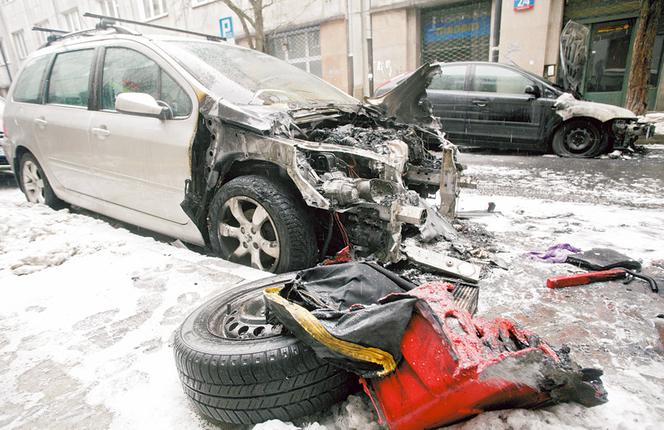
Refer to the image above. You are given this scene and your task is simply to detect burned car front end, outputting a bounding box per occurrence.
[159,39,458,269]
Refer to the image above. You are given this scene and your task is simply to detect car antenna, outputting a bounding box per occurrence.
[83,12,226,42]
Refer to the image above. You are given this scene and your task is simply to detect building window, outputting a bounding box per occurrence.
[63,8,83,32]
[99,0,120,18]
[267,27,321,77]
[12,30,28,59]
[140,0,168,20]
[34,20,50,45]
[192,0,214,6]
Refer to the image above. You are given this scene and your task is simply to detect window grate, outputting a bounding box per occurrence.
[267,26,321,77]
[421,0,491,64]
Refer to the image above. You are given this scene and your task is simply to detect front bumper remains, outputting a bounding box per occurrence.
[366,283,608,430]
[612,120,655,148]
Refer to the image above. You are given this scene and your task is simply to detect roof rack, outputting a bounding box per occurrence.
[83,12,226,42]
[32,26,69,44]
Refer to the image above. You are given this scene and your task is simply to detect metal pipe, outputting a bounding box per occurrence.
[491,0,502,62]
[346,0,354,95]
[0,42,11,84]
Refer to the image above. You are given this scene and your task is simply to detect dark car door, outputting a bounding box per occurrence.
[465,64,548,149]
[426,64,472,145]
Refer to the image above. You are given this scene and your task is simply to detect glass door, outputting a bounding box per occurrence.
[584,19,635,106]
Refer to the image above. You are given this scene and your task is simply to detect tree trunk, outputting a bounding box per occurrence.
[253,7,265,52]
[625,0,663,115]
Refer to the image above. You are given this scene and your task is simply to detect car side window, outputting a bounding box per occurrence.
[429,65,467,91]
[47,49,95,107]
[12,55,50,103]
[472,65,534,94]
[102,47,192,117]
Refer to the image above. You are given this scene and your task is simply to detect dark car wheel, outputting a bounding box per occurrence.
[18,152,66,209]
[552,119,603,158]
[208,175,317,273]
[173,274,359,425]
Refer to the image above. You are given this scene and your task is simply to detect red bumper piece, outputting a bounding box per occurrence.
[368,282,607,430]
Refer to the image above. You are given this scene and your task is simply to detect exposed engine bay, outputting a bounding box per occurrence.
[181,64,462,268]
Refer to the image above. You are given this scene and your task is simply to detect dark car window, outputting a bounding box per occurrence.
[12,55,50,104]
[101,47,192,117]
[430,65,467,91]
[47,49,95,107]
[472,65,534,94]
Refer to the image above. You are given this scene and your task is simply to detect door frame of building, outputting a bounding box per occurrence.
[577,12,664,108]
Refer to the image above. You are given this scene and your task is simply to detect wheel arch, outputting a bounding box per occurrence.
[213,157,305,203]
[548,116,604,152]
[13,145,33,193]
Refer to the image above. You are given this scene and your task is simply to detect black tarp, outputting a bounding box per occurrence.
[266,262,418,378]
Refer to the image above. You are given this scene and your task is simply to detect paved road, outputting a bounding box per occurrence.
[458,145,664,209]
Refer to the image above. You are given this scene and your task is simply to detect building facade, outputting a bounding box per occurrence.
[1,0,662,110]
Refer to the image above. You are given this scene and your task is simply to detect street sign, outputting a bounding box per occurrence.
[219,16,234,39]
[514,0,534,11]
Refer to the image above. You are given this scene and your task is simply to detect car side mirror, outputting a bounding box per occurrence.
[524,85,541,98]
[115,92,173,120]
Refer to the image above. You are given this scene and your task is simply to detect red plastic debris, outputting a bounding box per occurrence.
[322,245,353,265]
[366,282,607,430]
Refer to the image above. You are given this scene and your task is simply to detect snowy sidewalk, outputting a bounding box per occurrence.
[2,147,664,430]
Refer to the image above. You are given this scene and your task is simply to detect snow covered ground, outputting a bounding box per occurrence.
[1,147,663,430]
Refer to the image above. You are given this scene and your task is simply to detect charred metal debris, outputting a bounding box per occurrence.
[181,64,466,267]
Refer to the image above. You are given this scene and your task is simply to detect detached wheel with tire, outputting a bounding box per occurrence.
[552,119,603,158]
[173,274,359,425]
[18,152,66,209]
[208,175,317,273]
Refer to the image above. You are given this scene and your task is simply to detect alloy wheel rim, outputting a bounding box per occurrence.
[566,127,596,152]
[218,196,281,271]
[22,160,45,204]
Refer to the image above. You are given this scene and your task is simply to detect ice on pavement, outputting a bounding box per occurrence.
[1,143,664,430]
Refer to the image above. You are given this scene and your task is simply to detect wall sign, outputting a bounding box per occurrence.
[514,0,535,11]
[219,16,234,38]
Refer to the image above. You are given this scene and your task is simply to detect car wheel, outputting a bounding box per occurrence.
[19,153,66,209]
[173,274,359,425]
[552,119,603,158]
[208,175,317,273]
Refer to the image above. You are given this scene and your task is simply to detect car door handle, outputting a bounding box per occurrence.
[472,100,488,107]
[91,126,110,138]
[33,117,48,128]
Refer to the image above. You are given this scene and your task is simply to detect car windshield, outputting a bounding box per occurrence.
[157,40,358,108]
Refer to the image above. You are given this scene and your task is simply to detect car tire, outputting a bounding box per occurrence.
[208,175,317,273]
[18,152,66,209]
[552,119,603,158]
[173,274,359,425]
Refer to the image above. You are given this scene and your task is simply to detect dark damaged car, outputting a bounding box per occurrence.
[2,29,459,273]
[375,61,653,157]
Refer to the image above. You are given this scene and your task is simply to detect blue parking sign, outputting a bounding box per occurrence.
[219,16,234,38]
[514,0,534,10]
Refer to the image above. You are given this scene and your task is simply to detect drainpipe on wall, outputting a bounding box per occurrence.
[346,0,354,95]
[490,0,502,62]
[362,0,374,96]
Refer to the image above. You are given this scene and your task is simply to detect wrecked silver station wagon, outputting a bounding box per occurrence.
[3,28,460,274]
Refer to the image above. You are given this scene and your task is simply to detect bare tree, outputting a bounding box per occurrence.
[218,0,270,52]
[625,0,663,115]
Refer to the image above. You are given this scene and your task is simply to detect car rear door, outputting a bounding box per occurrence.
[41,48,97,194]
[426,64,472,145]
[465,64,544,149]
[87,41,197,224]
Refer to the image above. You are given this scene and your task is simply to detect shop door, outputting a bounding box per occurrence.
[583,19,635,106]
